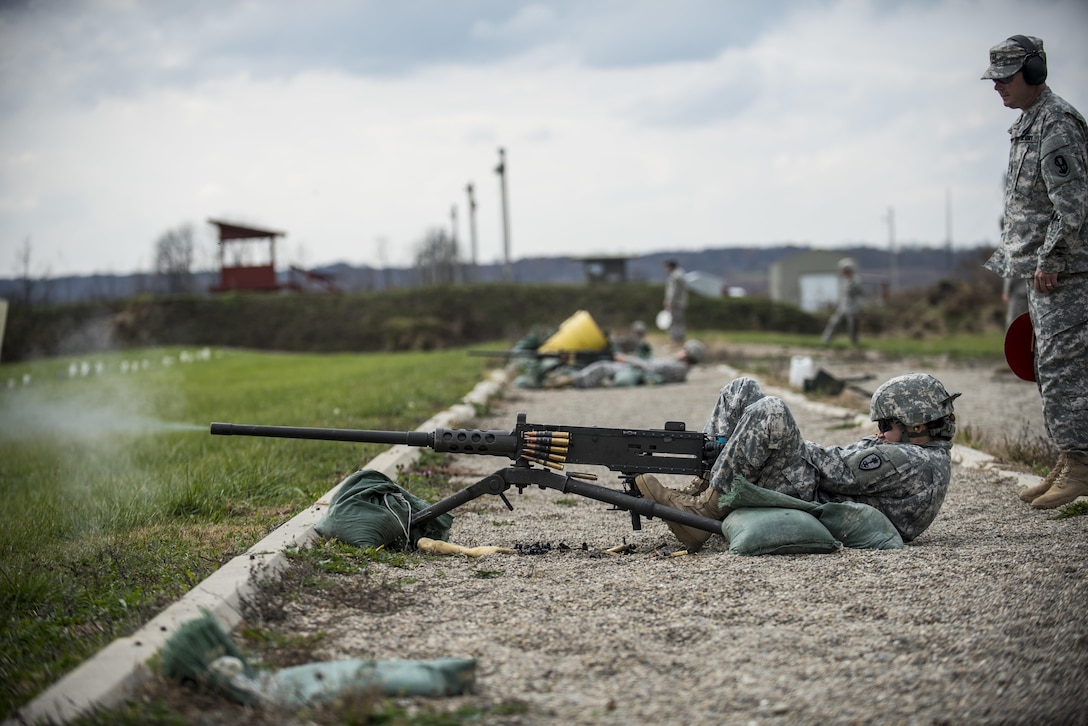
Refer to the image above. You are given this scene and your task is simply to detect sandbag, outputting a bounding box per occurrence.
[722,507,841,556]
[315,469,453,549]
[815,501,903,550]
[264,657,477,705]
[718,474,902,552]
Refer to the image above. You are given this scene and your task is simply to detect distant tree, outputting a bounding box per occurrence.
[12,236,50,305]
[154,223,195,294]
[414,228,461,286]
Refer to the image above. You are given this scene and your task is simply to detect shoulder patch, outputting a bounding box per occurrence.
[1050,154,1071,177]
[859,453,883,471]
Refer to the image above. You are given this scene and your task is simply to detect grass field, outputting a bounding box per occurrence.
[0,346,491,717]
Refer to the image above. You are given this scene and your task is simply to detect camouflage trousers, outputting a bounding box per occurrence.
[1029,271,1088,454]
[701,377,812,500]
[570,361,626,388]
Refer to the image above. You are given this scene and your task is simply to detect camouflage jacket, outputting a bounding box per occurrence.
[664,268,688,310]
[803,437,953,542]
[985,88,1088,278]
[837,277,864,314]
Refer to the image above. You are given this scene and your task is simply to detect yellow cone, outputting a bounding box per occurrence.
[538,310,609,353]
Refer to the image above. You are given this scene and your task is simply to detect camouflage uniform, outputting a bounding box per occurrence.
[664,263,688,344]
[702,377,954,541]
[569,356,688,388]
[982,54,1088,455]
[821,269,865,345]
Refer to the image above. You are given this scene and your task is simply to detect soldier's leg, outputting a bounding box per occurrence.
[1028,278,1088,507]
[708,394,812,501]
[701,376,768,441]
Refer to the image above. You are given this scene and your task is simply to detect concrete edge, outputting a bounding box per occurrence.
[9,371,507,726]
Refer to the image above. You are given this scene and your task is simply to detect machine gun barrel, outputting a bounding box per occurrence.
[210,422,521,458]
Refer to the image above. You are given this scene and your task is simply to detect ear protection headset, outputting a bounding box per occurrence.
[1009,35,1047,85]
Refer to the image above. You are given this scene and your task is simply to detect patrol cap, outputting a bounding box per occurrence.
[981,36,1044,80]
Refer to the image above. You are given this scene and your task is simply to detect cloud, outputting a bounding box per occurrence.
[1,0,1087,275]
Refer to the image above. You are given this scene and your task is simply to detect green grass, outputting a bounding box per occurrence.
[0,346,490,718]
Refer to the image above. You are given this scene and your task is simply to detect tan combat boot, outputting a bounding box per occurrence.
[681,475,710,496]
[1019,453,1067,503]
[635,474,729,552]
[1030,452,1088,509]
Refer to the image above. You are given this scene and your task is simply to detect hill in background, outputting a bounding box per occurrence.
[0,244,993,306]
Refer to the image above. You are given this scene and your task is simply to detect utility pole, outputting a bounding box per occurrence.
[945,188,953,275]
[495,147,512,282]
[376,236,391,290]
[448,204,461,287]
[466,183,478,282]
[885,207,898,292]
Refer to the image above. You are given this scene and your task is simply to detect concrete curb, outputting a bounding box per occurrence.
[9,372,506,726]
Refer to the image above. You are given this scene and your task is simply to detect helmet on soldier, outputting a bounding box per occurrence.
[681,339,707,364]
[870,373,961,439]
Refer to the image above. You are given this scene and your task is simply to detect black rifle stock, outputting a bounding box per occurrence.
[210,413,725,537]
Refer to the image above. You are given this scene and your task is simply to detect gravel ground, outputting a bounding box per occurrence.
[262,354,1087,725]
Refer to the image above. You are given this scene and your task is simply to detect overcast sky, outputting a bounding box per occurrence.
[2,0,1086,276]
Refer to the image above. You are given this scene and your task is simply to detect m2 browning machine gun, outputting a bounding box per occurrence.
[210,413,725,537]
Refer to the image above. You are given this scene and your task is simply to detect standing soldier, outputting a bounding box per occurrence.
[663,259,688,347]
[821,257,864,346]
[980,35,1088,508]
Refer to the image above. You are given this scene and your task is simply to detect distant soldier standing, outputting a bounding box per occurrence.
[821,257,864,345]
[980,35,1088,508]
[663,259,688,346]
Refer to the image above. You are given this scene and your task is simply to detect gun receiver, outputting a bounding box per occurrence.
[210,413,725,537]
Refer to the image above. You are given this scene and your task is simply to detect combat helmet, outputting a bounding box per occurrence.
[682,339,708,364]
[870,373,961,440]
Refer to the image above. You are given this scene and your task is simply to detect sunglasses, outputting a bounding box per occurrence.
[876,419,897,433]
[994,73,1018,85]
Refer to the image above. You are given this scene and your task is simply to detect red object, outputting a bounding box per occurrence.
[1004,312,1036,382]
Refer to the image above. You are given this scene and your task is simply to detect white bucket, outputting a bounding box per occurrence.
[788,355,814,390]
[655,309,672,331]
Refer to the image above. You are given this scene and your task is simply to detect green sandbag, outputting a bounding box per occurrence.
[315,469,453,549]
[718,475,822,512]
[718,474,902,551]
[266,657,477,704]
[815,501,903,550]
[722,507,841,556]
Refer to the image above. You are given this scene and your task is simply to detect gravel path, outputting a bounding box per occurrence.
[270,357,1086,725]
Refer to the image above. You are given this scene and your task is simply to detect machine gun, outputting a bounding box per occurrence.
[210,413,725,537]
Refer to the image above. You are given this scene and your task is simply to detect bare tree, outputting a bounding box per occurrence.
[154,223,195,294]
[414,227,461,286]
[13,236,50,305]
